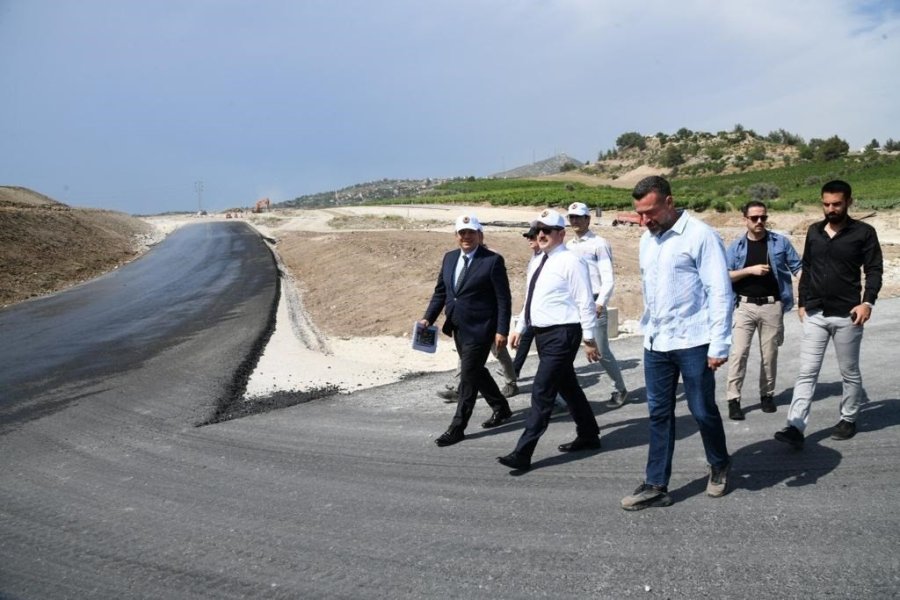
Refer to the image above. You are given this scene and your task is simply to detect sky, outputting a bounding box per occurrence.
[1,0,899,215]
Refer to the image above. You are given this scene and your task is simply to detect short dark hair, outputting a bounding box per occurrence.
[632,175,671,200]
[821,179,852,200]
[741,200,767,216]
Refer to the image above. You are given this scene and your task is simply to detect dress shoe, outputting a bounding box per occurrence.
[434,427,465,447]
[728,399,745,421]
[496,452,531,471]
[481,407,513,429]
[557,436,602,452]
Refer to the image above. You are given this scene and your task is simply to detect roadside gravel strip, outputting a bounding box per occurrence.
[203,235,341,425]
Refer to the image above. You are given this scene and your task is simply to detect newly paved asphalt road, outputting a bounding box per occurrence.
[1,223,898,598]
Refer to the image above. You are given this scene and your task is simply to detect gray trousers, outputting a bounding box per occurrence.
[786,310,865,432]
[593,307,627,394]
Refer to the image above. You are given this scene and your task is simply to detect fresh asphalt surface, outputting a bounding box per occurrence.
[1,222,898,598]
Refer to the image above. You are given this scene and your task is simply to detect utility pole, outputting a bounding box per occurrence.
[194,181,204,213]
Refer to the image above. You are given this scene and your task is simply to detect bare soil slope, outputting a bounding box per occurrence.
[272,207,900,339]
[0,186,159,306]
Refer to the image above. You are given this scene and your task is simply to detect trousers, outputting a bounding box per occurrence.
[513,324,599,458]
[786,310,865,432]
[643,345,730,487]
[593,307,627,394]
[725,300,784,401]
[451,336,510,430]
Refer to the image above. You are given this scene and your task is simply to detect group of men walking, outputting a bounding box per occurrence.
[420,176,883,511]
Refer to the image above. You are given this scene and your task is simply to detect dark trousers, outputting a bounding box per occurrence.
[512,326,534,377]
[513,324,599,458]
[451,335,509,430]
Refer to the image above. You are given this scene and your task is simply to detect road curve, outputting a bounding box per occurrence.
[0,221,278,429]
[1,222,898,598]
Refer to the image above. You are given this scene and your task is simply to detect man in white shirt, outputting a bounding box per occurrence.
[621,176,733,510]
[497,210,602,472]
[566,201,629,408]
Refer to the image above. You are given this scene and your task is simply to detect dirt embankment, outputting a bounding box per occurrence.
[269,207,900,339]
[0,186,160,307]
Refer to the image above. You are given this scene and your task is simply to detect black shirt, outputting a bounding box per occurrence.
[799,217,883,317]
[733,235,779,298]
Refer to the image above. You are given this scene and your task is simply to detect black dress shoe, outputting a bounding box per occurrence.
[481,407,513,429]
[557,436,602,452]
[497,452,531,471]
[435,428,465,447]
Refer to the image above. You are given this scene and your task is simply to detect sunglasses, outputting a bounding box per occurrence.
[748,215,768,223]
[535,226,561,235]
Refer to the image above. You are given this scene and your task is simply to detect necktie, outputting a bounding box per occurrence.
[455,255,470,292]
[524,253,549,326]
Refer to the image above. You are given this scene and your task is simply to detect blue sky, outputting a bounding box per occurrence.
[1,0,898,214]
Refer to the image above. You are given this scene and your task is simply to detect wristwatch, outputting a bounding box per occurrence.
[583,339,597,347]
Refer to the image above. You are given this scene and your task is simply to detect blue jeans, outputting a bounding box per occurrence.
[644,345,730,487]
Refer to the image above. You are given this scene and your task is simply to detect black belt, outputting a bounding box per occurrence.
[532,323,579,335]
[739,295,777,305]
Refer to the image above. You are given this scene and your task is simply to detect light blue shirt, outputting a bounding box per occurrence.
[726,230,802,312]
[639,211,733,358]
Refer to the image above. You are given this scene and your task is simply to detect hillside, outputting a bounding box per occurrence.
[276,128,900,211]
[0,186,161,306]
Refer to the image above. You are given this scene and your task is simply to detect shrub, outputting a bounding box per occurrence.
[705,145,724,160]
[815,135,850,161]
[748,145,767,161]
[747,182,781,201]
[616,132,646,151]
[661,146,685,167]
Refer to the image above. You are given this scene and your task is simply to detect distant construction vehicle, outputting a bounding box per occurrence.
[252,197,271,213]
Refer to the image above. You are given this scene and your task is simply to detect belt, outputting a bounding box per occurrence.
[739,295,777,305]
[532,323,579,335]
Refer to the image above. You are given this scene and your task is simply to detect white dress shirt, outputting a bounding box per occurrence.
[516,245,597,340]
[566,230,614,307]
[639,210,733,358]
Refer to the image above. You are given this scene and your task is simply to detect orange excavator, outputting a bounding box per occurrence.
[252,197,271,213]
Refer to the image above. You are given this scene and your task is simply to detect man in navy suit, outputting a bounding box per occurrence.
[421,214,514,447]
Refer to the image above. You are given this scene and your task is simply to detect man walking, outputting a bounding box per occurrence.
[774,180,883,449]
[497,210,601,472]
[724,201,802,419]
[621,176,733,510]
[566,201,630,408]
[421,214,514,447]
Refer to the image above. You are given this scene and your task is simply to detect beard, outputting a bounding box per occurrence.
[825,211,847,224]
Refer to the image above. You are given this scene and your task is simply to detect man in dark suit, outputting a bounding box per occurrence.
[421,214,514,447]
